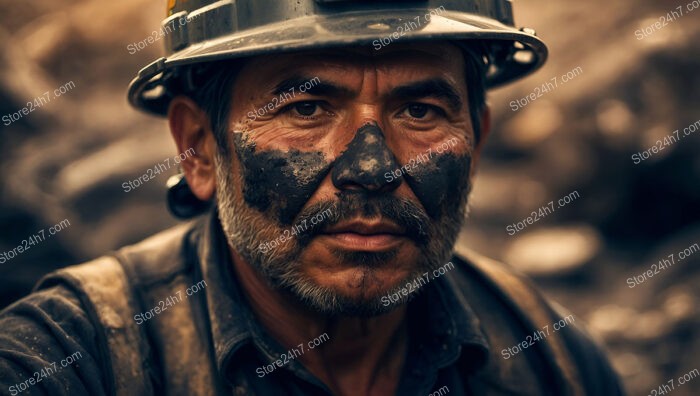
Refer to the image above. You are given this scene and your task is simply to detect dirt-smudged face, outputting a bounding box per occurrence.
[216,42,480,316]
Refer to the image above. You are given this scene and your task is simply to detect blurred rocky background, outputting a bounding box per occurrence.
[0,0,698,395]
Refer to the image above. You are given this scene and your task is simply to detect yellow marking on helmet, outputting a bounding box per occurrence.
[167,0,177,16]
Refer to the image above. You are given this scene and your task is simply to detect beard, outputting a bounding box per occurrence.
[214,150,471,317]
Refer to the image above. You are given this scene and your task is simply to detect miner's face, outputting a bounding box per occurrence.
[215,42,484,316]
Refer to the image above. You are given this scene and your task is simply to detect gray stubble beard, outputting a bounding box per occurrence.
[214,150,470,317]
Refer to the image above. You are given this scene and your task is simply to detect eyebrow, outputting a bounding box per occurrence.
[388,78,463,112]
[271,76,463,111]
[272,76,354,98]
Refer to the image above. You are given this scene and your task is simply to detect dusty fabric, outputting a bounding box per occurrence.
[0,211,624,395]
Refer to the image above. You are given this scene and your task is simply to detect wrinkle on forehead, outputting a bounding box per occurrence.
[233,42,465,99]
[259,43,461,66]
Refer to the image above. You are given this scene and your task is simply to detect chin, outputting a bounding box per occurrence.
[289,281,407,317]
[281,246,425,317]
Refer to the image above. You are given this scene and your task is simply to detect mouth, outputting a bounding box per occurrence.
[319,218,408,252]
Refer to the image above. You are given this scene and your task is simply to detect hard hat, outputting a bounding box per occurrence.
[128,0,547,116]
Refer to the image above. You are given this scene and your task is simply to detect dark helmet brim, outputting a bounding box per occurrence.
[128,9,547,116]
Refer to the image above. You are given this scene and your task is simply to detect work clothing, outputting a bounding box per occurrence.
[0,211,624,395]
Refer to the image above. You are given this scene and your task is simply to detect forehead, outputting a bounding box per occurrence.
[235,41,466,86]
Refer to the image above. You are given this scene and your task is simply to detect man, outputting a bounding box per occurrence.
[0,1,624,395]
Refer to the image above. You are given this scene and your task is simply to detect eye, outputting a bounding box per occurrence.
[406,103,429,118]
[290,101,322,117]
[399,103,444,121]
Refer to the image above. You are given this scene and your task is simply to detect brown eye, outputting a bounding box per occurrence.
[293,102,319,116]
[406,103,429,118]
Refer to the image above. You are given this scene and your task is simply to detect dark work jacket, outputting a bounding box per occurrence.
[0,211,625,395]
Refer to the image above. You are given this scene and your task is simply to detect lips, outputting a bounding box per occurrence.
[320,218,408,252]
[323,219,405,236]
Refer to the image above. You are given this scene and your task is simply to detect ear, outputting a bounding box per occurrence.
[167,95,218,201]
[471,104,491,169]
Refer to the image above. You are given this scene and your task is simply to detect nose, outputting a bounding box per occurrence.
[331,122,402,193]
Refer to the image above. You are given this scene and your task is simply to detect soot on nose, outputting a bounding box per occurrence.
[332,123,401,191]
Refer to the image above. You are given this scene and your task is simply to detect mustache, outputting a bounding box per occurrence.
[292,192,431,246]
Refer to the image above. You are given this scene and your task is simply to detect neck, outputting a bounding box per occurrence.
[231,248,407,395]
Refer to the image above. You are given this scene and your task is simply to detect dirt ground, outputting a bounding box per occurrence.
[0,1,698,395]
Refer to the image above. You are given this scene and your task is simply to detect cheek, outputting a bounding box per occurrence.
[403,153,472,218]
[232,134,332,225]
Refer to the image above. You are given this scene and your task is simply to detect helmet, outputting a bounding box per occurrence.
[128,0,547,116]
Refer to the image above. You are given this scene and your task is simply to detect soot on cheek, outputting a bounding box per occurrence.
[232,134,332,225]
[404,153,472,218]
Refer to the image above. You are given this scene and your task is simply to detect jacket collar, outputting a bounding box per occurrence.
[195,211,490,383]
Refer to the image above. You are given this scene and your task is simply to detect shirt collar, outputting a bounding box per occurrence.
[404,271,491,374]
[196,211,490,381]
[196,211,256,377]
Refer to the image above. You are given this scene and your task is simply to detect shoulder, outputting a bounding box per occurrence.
[0,220,203,396]
[450,247,625,395]
[35,220,200,296]
[554,312,626,395]
[114,220,201,285]
[0,284,107,395]
[34,220,200,330]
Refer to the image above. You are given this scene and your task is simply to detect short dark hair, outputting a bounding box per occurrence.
[184,46,487,156]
